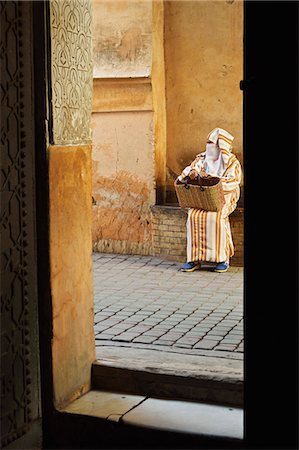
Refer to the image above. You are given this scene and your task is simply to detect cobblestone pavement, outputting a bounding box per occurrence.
[93,253,243,360]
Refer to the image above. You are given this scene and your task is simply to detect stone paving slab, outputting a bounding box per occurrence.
[94,347,243,381]
[93,253,243,360]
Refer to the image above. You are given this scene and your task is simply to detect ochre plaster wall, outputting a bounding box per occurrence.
[92,0,152,78]
[92,77,153,112]
[48,0,95,409]
[49,145,95,408]
[152,0,167,205]
[91,0,156,255]
[92,111,155,255]
[164,0,243,201]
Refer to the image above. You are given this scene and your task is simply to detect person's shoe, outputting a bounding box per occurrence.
[214,261,229,273]
[181,261,200,272]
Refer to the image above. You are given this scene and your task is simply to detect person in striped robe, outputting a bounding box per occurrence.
[177,127,242,273]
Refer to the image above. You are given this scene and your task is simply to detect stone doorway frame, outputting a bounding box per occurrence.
[31,1,244,448]
[24,1,299,448]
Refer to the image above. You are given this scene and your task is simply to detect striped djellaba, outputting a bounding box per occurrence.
[179,128,242,264]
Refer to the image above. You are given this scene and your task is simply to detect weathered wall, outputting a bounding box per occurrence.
[152,0,167,205]
[92,0,152,77]
[49,145,95,408]
[49,0,95,409]
[92,111,155,255]
[92,0,156,255]
[164,0,243,202]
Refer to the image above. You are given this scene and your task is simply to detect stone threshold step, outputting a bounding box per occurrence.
[92,346,243,407]
[58,389,243,448]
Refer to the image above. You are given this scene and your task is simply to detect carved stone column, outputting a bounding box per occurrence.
[48,0,95,409]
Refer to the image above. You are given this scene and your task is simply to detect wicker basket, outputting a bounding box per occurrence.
[174,177,225,211]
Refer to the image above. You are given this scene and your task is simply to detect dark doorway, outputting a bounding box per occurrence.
[1,1,41,446]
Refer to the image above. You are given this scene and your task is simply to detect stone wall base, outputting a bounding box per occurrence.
[92,206,244,267]
[92,239,152,256]
[151,205,187,262]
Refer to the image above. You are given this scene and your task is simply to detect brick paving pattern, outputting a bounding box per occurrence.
[93,253,243,360]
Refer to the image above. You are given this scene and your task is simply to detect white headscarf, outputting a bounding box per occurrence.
[204,128,234,177]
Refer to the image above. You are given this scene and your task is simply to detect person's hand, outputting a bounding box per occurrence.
[199,168,210,178]
[189,169,199,180]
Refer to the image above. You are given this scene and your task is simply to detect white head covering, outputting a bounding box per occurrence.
[204,128,234,177]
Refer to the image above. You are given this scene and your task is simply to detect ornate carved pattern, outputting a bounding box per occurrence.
[1,2,40,446]
[50,0,93,144]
